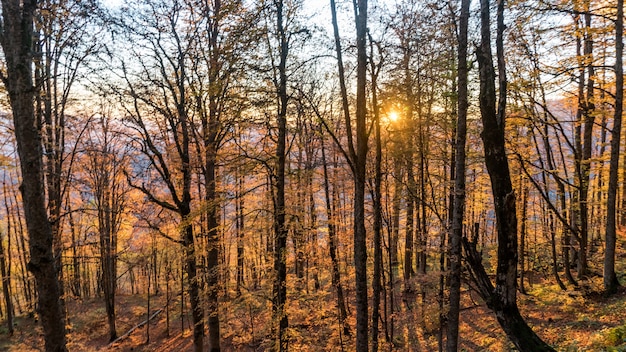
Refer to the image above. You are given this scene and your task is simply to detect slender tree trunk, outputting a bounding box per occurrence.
[389,145,402,345]
[0,0,68,350]
[604,0,623,294]
[11,184,33,308]
[354,1,369,349]
[519,182,529,294]
[203,86,222,352]
[537,122,568,290]
[146,258,151,344]
[329,0,368,349]
[272,1,289,349]
[180,262,185,333]
[321,135,350,339]
[236,167,245,297]
[548,211,567,290]
[573,1,594,278]
[405,160,416,287]
[100,193,117,342]
[165,256,171,337]
[0,229,14,335]
[402,42,416,285]
[446,0,470,349]
[308,165,320,291]
[68,201,81,297]
[417,118,428,275]
[369,36,383,351]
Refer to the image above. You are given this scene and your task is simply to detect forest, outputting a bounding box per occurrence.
[0,0,625,351]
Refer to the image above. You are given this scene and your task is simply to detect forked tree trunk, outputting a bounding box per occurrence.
[463,1,555,351]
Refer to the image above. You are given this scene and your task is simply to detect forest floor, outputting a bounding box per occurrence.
[0,279,625,351]
[1,242,626,352]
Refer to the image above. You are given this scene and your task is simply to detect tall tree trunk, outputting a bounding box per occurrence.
[0,0,68,350]
[403,41,416,285]
[446,0,470,349]
[604,0,623,294]
[329,0,369,349]
[272,1,289,349]
[369,35,383,351]
[573,0,594,278]
[100,186,117,342]
[417,114,428,275]
[354,1,369,349]
[205,129,221,352]
[389,143,402,344]
[463,1,555,351]
[204,39,222,352]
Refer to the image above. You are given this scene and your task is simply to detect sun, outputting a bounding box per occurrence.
[387,111,400,122]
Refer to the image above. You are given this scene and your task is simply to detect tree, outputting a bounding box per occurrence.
[82,115,129,341]
[271,0,289,349]
[368,33,384,351]
[34,0,99,317]
[190,1,252,348]
[0,227,13,335]
[328,0,369,349]
[110,1,206,349]
[0,0,68,350]
[320,130,350,340]
[462,0,555,350]
[446,0,470,349]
